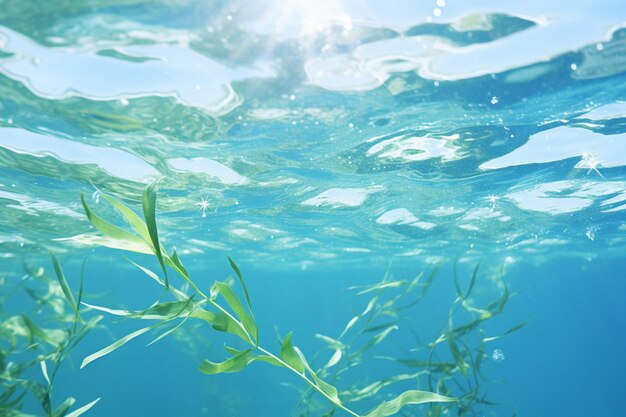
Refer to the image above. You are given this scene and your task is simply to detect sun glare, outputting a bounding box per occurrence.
[281,0,353,38]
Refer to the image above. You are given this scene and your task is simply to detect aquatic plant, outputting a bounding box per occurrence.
[290,265,524,417]
[78,183,456,417]
[0,259,101,417]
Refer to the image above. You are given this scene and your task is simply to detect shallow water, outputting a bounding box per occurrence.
[1,1,625,416]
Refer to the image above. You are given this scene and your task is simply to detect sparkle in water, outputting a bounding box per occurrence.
[492,349,506,363]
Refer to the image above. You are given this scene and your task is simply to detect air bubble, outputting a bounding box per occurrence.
[492,349,505,362]
[570,63,578,71]
[491,96,498,105]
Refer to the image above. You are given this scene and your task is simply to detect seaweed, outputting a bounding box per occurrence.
[292,264,524,417]
[78,183,458,417]
[0,258,101,417]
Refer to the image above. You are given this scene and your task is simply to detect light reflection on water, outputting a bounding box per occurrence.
[0,0,625,271]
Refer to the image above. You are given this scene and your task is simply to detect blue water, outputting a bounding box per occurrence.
[1,0,626,416]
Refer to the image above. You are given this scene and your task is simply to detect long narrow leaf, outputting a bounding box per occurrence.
[447,330,467,377]
[190,309,251,342]
[81,194,150,251]
[51,255,76,312]
[64,398,100,417]
[483,322,527,343]
[146,316,190,346]
[81,327,150,368]
[227,256,257,341]
[280,333,305,374]
[142,182,168,287]
[199,349,256,374]
[211,281,257,344]
[52,397,75,417]
[291,346,341,404]
[363,390,456,417]
[227,257,252,312]
[101,193,150,242]
[72,258,86,334]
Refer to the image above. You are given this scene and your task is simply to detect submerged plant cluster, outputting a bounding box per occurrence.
[1,183,523,417]
[290,265,523,417]
[0,260,101,417]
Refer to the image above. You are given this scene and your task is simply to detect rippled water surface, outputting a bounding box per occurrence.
[1,1,626,416]
[1,0,625,269]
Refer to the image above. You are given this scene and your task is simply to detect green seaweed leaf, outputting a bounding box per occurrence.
[169,250,188,279]
[483,322,527,343]
[52,397,75,417]
[211,281,257,344]
[142,182,168,287]
[64,398,100,417]
[349,373,422,403]
[199,349,256,375]
[82,300,193,320]
[81,194,150,252]
[294,346,341,404]
[363,390,456,417]
[280,333,305,374]
[101,193,150,242]
[72,259,87,334]
[190,309,251,342]
[227,256,257,342]
[447,330,467,377]
[81,327,150,368]
[51,255,77,313]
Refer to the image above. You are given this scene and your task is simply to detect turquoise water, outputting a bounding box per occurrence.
[1,1,626,416]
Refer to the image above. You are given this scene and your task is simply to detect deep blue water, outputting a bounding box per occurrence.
[1,0,626,416]
[23,256,624,417]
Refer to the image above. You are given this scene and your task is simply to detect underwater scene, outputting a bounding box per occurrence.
[1,0,626,416]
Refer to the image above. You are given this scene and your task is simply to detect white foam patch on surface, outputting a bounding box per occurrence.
[376,208,419,224]
[0,190,83,218]
[0,26,272,111]
[298,2,626,89]
[604,203,626,213]
[413,221,437,230]
[306,55,384,91]
[344,247,372,253]
[578,102,626,120]
[301,188,369,208]
[422,1,624,80]
[271,237,318,249]
[227,220,284,241]
[480,127,626,170]
[462,208,503,221]
[376,208,437,229]
[458,224,480,231]
[507,180,626,214]
[168,157,248,185]
[429,206,465,217]
[0,127,158,181]
[304,34,454,91]
[367,134,459,162]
